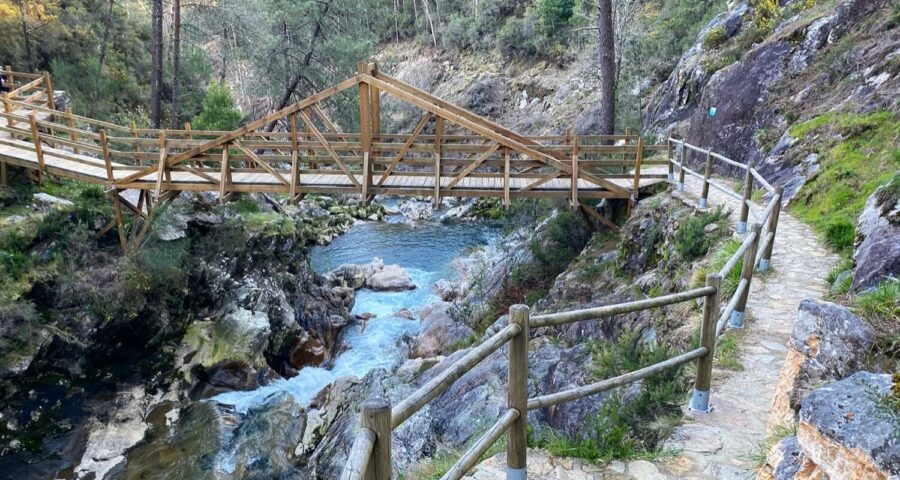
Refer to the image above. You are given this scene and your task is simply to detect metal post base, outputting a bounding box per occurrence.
[506,467,526,480]
[729,310,745,329]
[736,221,747,235]
[699,198,708,208]
[668,173,674,182]
[689,389,712,413]
[758,258,770,272]
[677,183,684,192]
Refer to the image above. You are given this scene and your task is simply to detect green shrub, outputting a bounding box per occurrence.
[497,16,537,57]
[674,206,729,260]
[535,0,575,38]
[751,0,781,30]
[530,330,686,461]
[192,82,243,132]
[702,27,728,49]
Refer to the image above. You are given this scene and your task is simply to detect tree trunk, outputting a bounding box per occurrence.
[170,0,181,129]
[420,0,437,48]
[597,0,616,137]
[99,0,115,71]
[150,0,164,128]
[18,0,35,71]
[264,5,328,132]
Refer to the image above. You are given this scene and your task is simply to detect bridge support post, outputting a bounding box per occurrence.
[433,117,443,209]
[677,142,686,191]
[737,164,753,235]
[690,273,721,413]
[507,305,529,480]
[667,139,674,182]
[361,398,392,480]
[758,187,783,272]
[730,223,762,329]
[699,149,712,208]
[1,161,6,187]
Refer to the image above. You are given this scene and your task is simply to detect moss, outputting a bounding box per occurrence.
[789,112,900,252]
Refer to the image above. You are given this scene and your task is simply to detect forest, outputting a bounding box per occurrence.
[0,0,729,133]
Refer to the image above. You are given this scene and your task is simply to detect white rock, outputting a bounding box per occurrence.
[33,193,73,211]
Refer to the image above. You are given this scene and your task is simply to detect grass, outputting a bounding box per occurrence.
[716,331,744,371]
[789,112,900,252]
[401,432,508,480]
[691,238,743,299]
[744,423,797,468]
[852,281,900,369]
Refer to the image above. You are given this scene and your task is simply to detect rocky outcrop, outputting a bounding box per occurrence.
[73,385,151,479]
[769,300,875,427]
[795,372,898,479]
[412,302,474,358]
[853,179,900,291]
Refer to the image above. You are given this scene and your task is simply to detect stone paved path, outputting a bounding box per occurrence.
[464,174,839,480]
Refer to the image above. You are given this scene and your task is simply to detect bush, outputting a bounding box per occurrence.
[192,82,243,132]
[751,0,781,30]
[535,0,575,38]
[674,207,729,260]
[702,27,728,49]
[497,16,538,57]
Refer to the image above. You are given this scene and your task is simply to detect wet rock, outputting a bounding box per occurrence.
[328,258,415,291]
[413,302,474,357]
[852,179,899,291]
[399,199,434,222]
[770,300,874,426]
[74,385,150,479]
[797,372,899,479]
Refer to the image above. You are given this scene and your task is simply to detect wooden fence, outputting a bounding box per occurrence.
[340,140,784,480]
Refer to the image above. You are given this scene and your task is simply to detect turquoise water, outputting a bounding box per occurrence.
[212,216,498,413]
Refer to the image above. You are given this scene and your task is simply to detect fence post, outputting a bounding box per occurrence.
[42,71,55,110]
[690,273,721,413]
[361,397,392,480]
[677,142,686,191]
[737,164,753,234]
[29,111,44,181]
[667,138,674,182]
[699,149,712,208]
[758,186,783,272]
[730,223,762,329]
[2,93,14,132]
[507,304,529,480]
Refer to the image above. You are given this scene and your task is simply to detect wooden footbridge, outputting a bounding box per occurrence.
[1,64,668,250]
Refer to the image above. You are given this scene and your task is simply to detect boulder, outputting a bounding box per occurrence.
[759,436,808,480]
[797,372,899,479]
[32,192,74,211]
[769,300,874,426]
[853,180,900,291]
[367,264,415,291]
[412,302,474,357]
[399,200,433,222]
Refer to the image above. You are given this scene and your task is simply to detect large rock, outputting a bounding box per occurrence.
[797,372,899,479]
[853,179,900,291]
[327,257,416,291]
[769,300,874,426]
[760,436,808,480]
[367,264,416,291]
[399,200,434,222]
[74,385,151,479]
[412,302,474,357]
[32,192,74,211]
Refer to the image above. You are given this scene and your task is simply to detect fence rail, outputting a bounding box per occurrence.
[340,136,783,480]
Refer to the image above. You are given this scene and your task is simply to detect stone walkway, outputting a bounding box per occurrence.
[464,174,839,479]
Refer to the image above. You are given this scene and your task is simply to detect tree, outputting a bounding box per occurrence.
[597,0,615,136]
[150,0,163,128]
[536,0,575,38]
[192,82,243,131]
[171,0,182,128]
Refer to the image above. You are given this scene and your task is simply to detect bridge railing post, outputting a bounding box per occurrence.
[667,138,674,182]
[507,305,529,480]
[677,142,686,191]
[737,164,753,234]
[42,71,55,110]
[2,93,15,133]
[730,223,762,329]
[361,397,392,480]
[758,186,783,272]
[690,273,721,413]
[699,149,712,208]
[28,111,44,181]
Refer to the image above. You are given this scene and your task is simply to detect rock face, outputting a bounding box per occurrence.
[74,385,151,479]
[327,257,416,292]
[769,300,874,426]
[853,179,900,291]
[797,372,898,479]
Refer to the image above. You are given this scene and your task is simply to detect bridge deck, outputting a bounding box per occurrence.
[0,137,664,198]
